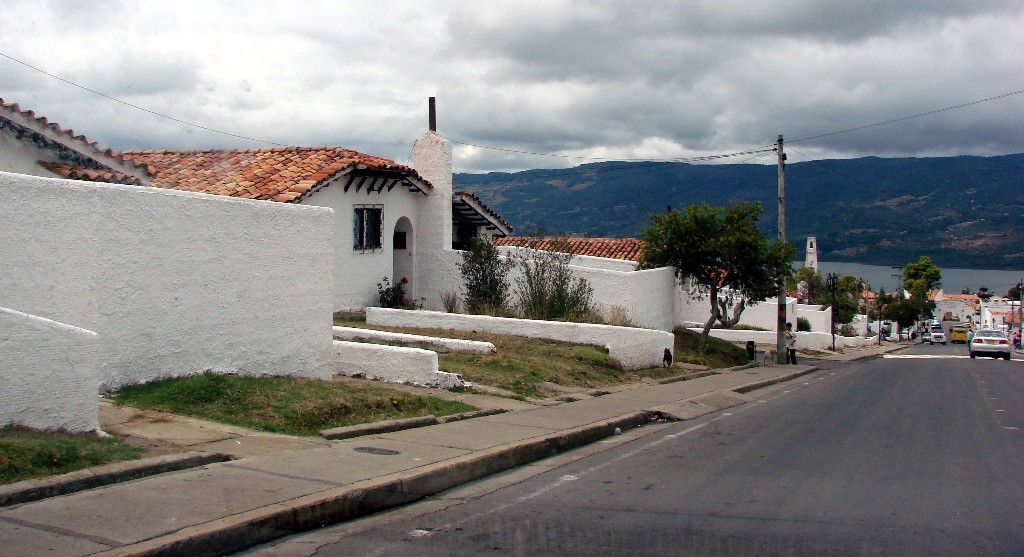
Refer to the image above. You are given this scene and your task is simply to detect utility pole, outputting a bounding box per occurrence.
[777,135,787,364]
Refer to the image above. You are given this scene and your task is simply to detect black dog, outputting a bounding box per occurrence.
[663,348,673,367]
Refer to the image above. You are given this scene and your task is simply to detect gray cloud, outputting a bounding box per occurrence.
[0,0,1020,172]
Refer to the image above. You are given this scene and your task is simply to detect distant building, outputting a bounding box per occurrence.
[805,236,818,272]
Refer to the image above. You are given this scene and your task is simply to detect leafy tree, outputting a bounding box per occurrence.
[883,297,927,332]
[977,286,994,302]
[1008,282,1022,301]
[638,201,795,355]
[511,238,594,321]
[792,267,825,304]
[903,256,942,297]
[832,275,864,325]
[457,237,512,314]
[902,256,941,319]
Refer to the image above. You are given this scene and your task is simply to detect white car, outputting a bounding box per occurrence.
[929,330,946,345]
[969,329,1012,360]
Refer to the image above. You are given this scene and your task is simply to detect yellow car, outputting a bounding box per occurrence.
[950,325,969,344]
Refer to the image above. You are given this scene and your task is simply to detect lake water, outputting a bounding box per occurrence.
[817,261,1023,297]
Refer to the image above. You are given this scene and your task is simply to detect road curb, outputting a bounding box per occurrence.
[0,452,231,508]
[733,367,819,394]
[94,412,653,557]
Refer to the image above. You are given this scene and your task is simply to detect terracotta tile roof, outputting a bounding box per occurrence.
[1,98,152,179]
[941,293,981,310]
[37,161,144,186]
[453,192,513,235]
[494,236,645,261]
[117,147,431,202]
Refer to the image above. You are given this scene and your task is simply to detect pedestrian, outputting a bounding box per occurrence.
[785,322,798,365]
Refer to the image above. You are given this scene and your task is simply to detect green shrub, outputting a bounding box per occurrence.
[511,238,594,321]
[797,317,812,331]
[377,277,408,308]
[458,237,512,314]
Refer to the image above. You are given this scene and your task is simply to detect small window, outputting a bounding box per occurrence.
[354,205,383,250]
[393,231,407,250]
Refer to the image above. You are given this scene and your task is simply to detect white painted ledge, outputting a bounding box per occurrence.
[367,307,674,370]
[692,328,880,350]
[333,326,495,354]
[331,340,465,389]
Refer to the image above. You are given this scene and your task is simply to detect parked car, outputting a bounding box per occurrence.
[950,325,969,344]
[930,330,947,345]
[969,329,1012,360]
[921,330,932,343]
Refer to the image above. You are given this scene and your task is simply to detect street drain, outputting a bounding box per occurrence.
[353,446,401,455]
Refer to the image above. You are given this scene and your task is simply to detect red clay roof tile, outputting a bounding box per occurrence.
[494,236,645,262]
[116,146,431,202]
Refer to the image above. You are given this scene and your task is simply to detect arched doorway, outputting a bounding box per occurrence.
[393,217,414,302]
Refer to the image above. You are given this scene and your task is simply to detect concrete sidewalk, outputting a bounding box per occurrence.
[798,340,906,362]
[0,364,817,557]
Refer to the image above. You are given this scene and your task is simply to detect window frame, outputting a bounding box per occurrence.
[353,204,384,251]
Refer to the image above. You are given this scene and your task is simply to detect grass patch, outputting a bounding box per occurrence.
[113,373,475,437]
[333,318,739,398]
[673,327,749,368]
[0,426,141,485]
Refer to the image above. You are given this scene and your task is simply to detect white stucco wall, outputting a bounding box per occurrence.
[0,307,100,433]
[796,304,832,333]
[934,300,977,324]
[300,179,426,311]
[416,247,465,312]
[333,326,495,354]
[676,290,797,331]
[331,340,465,389]
[693,328,866,351]
[1,171,333,390]
[368,307,673,370]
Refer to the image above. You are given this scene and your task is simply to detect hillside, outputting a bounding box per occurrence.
[454,154,1024,270]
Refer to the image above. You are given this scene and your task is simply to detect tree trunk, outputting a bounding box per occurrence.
[697,285,720,355]
[716,296,747,328]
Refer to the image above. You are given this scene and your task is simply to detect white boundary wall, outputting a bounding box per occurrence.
[1,171,334,390]
[478,246,678,332]
[693,328,879,351]
[332,340,465,389]
[333,326,495,354]
[796,304,832,333]
[0,307,100,432]
[368,307,674,370]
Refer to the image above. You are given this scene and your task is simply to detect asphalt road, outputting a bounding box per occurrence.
[243,343,1024,556]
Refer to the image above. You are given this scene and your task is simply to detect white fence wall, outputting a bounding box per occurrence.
[695,328,879,351]
[331,340,465,388]
[796,304,832,333]
[0,308,100,432]
[368,307,673,370]
[1,171,334,390]
[333,326,495,354]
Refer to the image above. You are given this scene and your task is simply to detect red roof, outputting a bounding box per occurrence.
[118,147,431,203]
[494,236,644,261]
[1,98,152,178]
[37,161,144,186]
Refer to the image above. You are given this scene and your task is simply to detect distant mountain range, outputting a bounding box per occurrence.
[454,154,1024,270]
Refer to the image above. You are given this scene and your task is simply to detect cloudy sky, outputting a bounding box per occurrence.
[3,0,1022,173]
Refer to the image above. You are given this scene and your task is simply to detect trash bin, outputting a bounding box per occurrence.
[746,340,756,361]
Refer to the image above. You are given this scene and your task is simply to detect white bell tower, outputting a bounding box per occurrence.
[805,236,818,272]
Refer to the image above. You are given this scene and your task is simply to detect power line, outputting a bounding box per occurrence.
[789,89,1024,144]
[4,49,1021,166]
[451,139,775,163]
[0,51,290,147]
